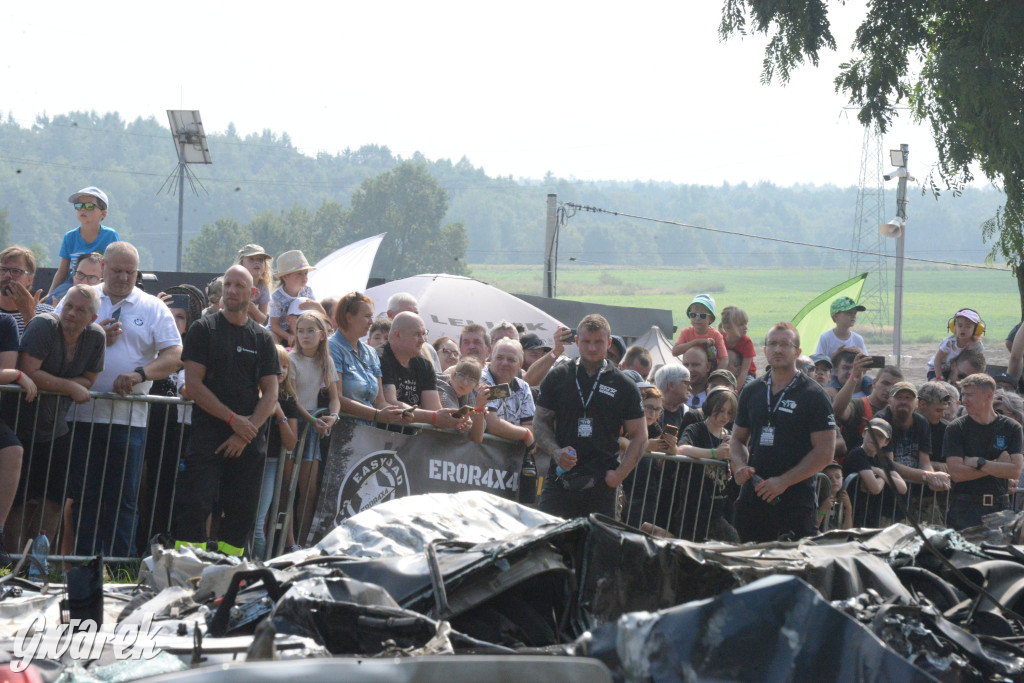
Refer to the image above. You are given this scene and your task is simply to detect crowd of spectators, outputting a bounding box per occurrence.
[0,185,1022,566]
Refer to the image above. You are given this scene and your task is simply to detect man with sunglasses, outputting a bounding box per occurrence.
[0,246,53,338]
[43,187,120,305]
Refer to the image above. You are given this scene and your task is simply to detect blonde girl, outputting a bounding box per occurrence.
[253,345,300,557]
[286,312,339,545]
[719,305,756,383]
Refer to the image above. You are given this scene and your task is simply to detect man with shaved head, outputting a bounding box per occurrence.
[381,312,468,430]
[174,264,280,557]
[57,241,183,557]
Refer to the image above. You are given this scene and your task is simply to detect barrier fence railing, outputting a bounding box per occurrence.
[0,378,962,567]
[834,472,950,531]
[621,451,834,542]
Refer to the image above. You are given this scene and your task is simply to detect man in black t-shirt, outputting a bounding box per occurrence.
[380,312,466,430]
[730,322,836,542]
[174,266,280,557]
[534,314,646,518]
[945,374,1024,530]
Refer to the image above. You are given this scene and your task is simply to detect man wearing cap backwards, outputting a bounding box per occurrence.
[672,294,728,370]
[729,322,836,542]
[810,354,833,389]
[44,187,120,306]
[815,296,869,361]
[945,374,1024,529]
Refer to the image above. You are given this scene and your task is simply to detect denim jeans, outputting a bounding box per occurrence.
[70,422,147,557]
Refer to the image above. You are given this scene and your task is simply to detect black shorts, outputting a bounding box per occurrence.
[15,432,74,505]
[0,420,20,451]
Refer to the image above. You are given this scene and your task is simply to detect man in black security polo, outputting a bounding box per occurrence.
[729,322,836,542]
[945,373,1023,530]
[174,265,280,556]
[533,314,646,518]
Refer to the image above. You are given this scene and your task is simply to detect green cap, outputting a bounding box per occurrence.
[830,296,866,317]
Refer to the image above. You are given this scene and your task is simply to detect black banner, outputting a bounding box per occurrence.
[305,420,526,544]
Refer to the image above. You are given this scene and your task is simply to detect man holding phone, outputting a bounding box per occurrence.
[833,355,903,450]
[481,338,535,446]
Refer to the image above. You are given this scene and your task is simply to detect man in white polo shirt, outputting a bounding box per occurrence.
[58,242,182,556]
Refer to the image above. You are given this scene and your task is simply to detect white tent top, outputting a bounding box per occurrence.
[631,325,683,373]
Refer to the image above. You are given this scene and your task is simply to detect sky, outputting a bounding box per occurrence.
[3,1,957,188]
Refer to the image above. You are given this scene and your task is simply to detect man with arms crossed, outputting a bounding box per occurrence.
[729,322,836,542]
[174,266,279,556]
[533,314,646,518]
[945,374,1023,530]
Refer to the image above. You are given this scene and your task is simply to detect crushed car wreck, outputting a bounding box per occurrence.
[3,491,1024,681]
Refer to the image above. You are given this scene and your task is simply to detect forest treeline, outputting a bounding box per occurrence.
[0,110,1006,278]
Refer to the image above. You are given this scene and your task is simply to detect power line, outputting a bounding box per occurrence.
[562,202,1011,272]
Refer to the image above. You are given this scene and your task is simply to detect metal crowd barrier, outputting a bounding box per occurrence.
[0,383,192,565]
[833,472,950,531]
[621,450,834,542]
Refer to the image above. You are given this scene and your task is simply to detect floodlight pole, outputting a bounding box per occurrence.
[892,144,909,367]
[176,135,186,271]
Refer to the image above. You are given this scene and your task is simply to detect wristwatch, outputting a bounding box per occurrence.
[976,457,987,471]
[134,366,148,382]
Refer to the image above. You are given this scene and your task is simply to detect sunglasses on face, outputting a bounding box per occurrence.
[688,311,710,320]
[74,202,102,211]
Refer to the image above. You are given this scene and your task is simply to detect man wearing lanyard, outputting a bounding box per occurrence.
[533,314,646,518]
[729,322,836,542]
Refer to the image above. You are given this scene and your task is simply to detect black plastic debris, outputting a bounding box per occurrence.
[574,575,933,682]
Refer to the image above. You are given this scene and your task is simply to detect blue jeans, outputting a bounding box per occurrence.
[252,457,280,560]
[70,422,147,557]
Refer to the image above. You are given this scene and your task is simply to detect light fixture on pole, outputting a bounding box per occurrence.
[161,110,212,271]
[878,143,913,367]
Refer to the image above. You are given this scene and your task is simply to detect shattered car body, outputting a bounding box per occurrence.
[3,491,1024,680]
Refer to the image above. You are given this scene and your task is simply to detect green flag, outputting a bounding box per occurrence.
[791,273,868,353]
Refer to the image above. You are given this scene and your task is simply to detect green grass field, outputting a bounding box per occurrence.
[470,264,1021,344]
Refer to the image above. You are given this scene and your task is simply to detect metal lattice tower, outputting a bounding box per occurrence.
[848,124,891,335]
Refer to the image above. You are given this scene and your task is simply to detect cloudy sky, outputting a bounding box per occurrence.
[4,1,950,187]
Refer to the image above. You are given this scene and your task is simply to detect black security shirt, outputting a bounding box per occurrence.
[946,414,1023,497]
[537,359,644,474]
[735,370,835,508]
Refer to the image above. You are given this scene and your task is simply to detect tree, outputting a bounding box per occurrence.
[720,0,1024,312]
[347,162,470,280]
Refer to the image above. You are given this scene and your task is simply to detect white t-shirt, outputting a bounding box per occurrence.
[57,285,182,427]
[482,367,534,425]
[289,350,337,412]
[815,328,868,359]
[927,335,984,374]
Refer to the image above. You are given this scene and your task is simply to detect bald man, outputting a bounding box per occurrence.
[56,241,182,558]
[174,264,280,557]
[381,312,468,430]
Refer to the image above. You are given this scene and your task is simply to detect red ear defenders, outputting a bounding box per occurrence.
[947,308,985,337]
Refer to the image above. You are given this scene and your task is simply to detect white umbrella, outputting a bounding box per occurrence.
[364,273,567,347]
[307,233,386,299]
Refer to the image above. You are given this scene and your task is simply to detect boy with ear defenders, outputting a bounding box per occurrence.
[928,308,985,380]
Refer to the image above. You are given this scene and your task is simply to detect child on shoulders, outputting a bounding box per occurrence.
[719,305,756,381]
[269,250,316,346]
[928,308,985,380]
[672,294,728,369]
[45,186,120,305]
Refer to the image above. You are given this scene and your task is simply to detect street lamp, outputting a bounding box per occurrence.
[879,143,914,367]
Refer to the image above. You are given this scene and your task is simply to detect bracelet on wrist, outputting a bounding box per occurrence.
[710,447,716,460]
[309,416,317,426]
[473,408,486,414]
[522,428,533,443]
[15,370,22,383]
[227,412,236,426]
[549,350,558,360]
[277,417,287,425]
[431,411,438,426]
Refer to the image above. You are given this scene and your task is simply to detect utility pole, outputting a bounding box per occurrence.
[543,194,558,297]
